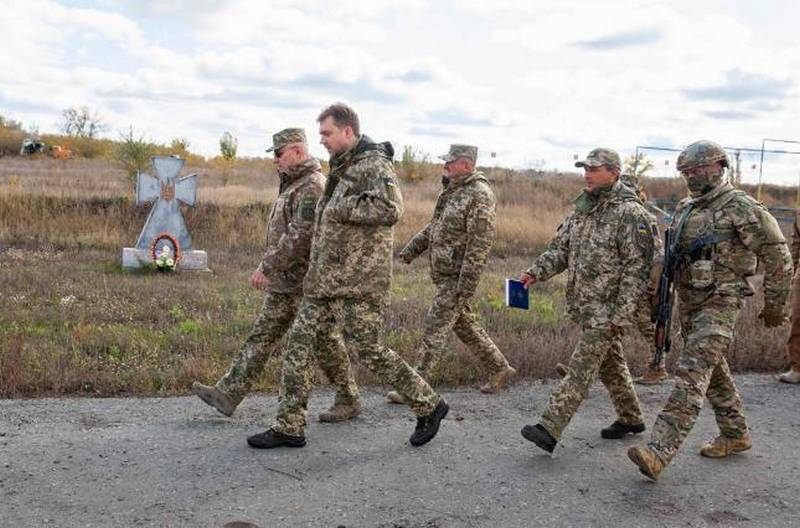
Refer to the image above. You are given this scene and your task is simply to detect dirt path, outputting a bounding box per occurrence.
[1,375,798,527]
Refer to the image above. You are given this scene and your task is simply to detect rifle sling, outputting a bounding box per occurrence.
[669,203,694,257]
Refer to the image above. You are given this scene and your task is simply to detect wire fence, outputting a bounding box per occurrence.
[634,142,800,188]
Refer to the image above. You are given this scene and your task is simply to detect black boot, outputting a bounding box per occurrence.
[409,399,449,447]
[247,428,306,449]
[521,423,557,453]
[601,421,645,439]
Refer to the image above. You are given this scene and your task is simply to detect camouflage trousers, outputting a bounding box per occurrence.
[274,296,441,437]
[415,281,510,380]
[786,270,800,369]
[648,294,748,464]
[541,327,644,440]
[216,291,359,407]
[634,296,665,370]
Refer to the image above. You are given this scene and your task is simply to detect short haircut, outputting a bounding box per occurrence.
[317,102,360,136]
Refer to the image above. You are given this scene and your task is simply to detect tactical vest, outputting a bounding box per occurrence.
[673,187,758,296]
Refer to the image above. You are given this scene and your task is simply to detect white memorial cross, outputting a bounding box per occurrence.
[135,156,197,251]
[122,156,209,270]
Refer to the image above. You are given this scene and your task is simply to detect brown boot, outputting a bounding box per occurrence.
[699,433,752,458]
[635,366,669,385]
[480,366,517,394]
[778,368,800,384]
[627,446,665,481]
[192,382,237,417]
[318,403,361,423]
[555,362,568,378]
[386,390,406,404]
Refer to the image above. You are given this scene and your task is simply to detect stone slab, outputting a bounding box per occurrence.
[122,247,210,271]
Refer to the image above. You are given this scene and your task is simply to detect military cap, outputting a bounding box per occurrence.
[265,128,306,153]
[439,144,478,163]
[575,147,621,171]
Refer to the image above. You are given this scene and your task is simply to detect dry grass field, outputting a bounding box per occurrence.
[0,157,795,397]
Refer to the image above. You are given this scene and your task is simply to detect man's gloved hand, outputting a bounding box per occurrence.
[758,304,788,328]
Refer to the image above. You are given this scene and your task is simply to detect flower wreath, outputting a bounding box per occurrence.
[150,232,181,266]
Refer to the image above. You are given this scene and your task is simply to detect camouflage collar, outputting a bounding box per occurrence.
[446,169,486,189]
[688,181,734,206]
[329,139,359,177]
[572,180,625,213]
[329,135,393,177]
[614,180,640,202]
[279,158,321,192]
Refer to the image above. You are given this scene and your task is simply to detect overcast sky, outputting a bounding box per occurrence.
[2,0,800,183]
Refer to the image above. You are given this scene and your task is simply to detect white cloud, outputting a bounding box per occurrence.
[1,0,799,183]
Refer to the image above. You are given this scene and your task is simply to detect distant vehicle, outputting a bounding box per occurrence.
[50,145,72,160]
[20,138,45,156]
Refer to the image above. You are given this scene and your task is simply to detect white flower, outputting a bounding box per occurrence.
[60,295,77,306]
[166,258,174,267]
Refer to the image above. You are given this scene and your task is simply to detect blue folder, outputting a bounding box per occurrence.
[505,279,529,310]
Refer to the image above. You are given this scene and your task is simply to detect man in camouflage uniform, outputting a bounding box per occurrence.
[778,212,800,383]
[628,140,792,481]
[191,128,360,423]
[555,172,669,384]
[385,144,516,404]
[247,103,448,449]
[519,148,658,453]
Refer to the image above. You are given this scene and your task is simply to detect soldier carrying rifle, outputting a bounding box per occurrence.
[629,140,793,481]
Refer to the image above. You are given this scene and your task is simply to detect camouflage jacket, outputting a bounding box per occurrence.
[400,170,496,298]
[258,158,324,294]
[527,181,659,329]
[303,135,403,300]
[671,182,792,312]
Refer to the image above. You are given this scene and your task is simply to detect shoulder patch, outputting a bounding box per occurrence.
[383,176,399,202]
[300,196,317,221]
[634,218,656,252]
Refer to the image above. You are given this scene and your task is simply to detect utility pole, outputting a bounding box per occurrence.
[733,150,741,187]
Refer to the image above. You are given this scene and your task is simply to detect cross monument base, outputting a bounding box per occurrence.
[122,248,210,271]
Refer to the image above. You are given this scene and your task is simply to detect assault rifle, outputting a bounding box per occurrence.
[652,227,675,368]
[652,225,737,367]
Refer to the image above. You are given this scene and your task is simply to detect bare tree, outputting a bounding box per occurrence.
[623,152,655,179]
[60,106,106,138]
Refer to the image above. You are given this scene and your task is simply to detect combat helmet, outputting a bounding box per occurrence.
[676,140,729,172]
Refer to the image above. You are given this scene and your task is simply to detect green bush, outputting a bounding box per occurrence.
[0,126,26,157]
[397,145,439,182]
[219,132,238,161]
[113,127,156,187]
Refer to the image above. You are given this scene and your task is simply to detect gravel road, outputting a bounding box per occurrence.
[1,375,798,527]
